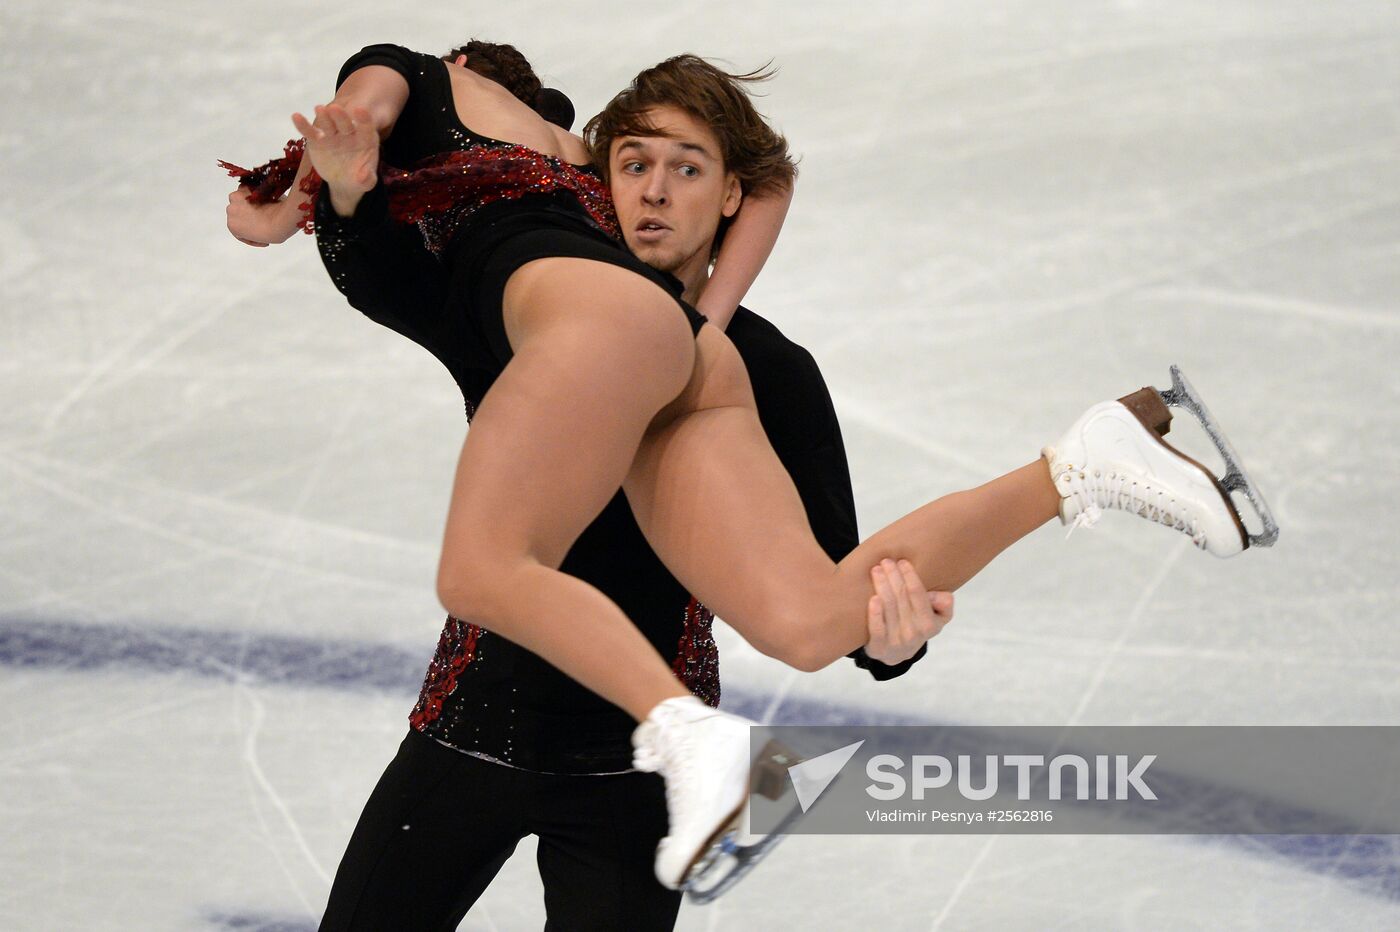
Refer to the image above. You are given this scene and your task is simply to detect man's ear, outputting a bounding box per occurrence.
[721,172,742,218]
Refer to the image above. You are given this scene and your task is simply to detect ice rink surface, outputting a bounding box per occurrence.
[3,0,1400,928]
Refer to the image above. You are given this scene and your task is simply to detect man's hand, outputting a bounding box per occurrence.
[291,103,379,217]
[864,559,953,666]
[226,188,300,247]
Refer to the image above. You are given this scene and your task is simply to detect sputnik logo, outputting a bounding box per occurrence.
[786,740,866,813]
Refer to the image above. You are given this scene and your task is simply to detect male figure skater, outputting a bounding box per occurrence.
[226,52,952,930]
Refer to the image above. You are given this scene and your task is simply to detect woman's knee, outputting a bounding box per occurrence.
[758,636,841,674]
[746,604,853,673]
[436,544,520,623]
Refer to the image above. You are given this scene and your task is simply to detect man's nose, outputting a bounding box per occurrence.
[642,178,669,206]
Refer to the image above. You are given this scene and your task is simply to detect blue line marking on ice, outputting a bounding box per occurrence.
[205,912,315,932]
[0,614,927,723]
[4,615,1398,903]
[0,616,427,693]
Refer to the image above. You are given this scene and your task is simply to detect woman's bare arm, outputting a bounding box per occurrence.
[329,64,411,138]
[225,64,412,243]
[225,155,317,246]
[695,181,793,331]
[291,66,411,217]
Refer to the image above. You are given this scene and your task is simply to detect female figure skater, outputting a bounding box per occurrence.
[231,48,951,928]
[261,38,1274,894]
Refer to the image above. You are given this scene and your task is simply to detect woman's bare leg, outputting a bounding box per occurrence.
[439,259,1057,717]
[435,258,706,721]
[622,326,1061,671]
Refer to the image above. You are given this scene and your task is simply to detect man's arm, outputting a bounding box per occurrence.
[858,560,952,675]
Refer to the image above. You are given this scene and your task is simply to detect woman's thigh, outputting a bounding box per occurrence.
[440,257,697,576]
[622,327,851,664]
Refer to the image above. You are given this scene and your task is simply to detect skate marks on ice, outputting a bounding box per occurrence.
[5,0,1400,927]
[3,614,1399,909]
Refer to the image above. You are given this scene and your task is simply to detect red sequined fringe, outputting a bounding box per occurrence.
[221,140,615,242]
[379,145,620,244]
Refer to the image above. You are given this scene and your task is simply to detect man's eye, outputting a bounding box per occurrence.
[678,165,699,178]
[624,162,645,174]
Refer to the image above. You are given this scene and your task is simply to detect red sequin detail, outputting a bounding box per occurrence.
[409,616,483,729]
[380,144,620,254]
[295,169,323,235]
[673,597,721,707]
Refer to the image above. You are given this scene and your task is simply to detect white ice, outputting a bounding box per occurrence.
[2,0,1399,929]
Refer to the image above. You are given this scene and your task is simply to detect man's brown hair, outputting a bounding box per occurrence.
[583,55,798,197]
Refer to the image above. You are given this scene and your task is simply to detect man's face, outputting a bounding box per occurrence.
[608,105,742,284]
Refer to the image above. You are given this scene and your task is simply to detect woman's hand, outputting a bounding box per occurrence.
[226,188,300,247]
[291,103,380,217]
[864,559,954,666]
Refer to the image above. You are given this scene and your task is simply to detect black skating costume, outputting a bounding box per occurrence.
[235,44,926,931]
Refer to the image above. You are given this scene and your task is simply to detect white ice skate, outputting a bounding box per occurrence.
[1043,365,1279,557]
[632,696,800,903]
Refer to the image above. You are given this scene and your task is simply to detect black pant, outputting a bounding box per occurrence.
[319,729,682,931]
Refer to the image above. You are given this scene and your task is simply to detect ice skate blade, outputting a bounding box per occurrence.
[681,740,803,905]
[1157,365,1279,549]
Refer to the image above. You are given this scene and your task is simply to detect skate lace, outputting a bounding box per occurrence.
[1063,469,1205,548]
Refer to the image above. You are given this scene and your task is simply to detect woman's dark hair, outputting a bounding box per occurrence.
[443,40,541,104]
[533,87,575,132]
[442,40,573,129]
